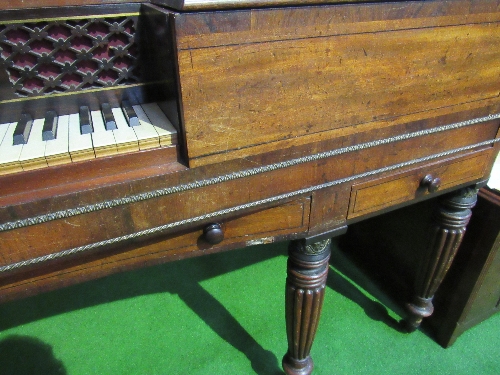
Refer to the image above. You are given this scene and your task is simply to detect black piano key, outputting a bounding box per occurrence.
[102,103,117,131]
[42,111,58,141]
[13,114,33,145]
[79,106,93,134]
[121,100,139,127]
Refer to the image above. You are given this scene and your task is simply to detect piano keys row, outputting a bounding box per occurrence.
[0,102,177,175]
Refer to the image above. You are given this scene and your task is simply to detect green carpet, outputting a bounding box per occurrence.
[0,241,498,375]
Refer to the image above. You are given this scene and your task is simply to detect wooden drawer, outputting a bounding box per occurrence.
[0,197,310,302]
[148,197,311,254]
[347,151,491,219]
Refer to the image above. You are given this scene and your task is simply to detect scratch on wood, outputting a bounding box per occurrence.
[190,138,218,147]
[242,156,263,167]
[246,237,275,246]
[189,48,194,69]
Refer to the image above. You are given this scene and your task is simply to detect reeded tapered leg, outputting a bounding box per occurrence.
[283,238,331,375]
[404,186,479,331]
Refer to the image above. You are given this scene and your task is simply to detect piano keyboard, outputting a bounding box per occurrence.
[0,103,177,175]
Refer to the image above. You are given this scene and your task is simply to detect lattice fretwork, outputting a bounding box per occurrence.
[0,16,140,98]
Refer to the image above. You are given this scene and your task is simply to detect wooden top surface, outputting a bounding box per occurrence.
[172,0,500,166]
[1,0,386,11]
[153,0,372,11]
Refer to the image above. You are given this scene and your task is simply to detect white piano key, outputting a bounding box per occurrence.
[111,107,139,153]
[45,114,71,166]
[0,101,176,176]
[140,103,178,146]
[68,113,95,162]
[0,122,24,175]
[19,118,48,171]
[129,105,160,150]
[90,110,118,158]
[0,122,11,146]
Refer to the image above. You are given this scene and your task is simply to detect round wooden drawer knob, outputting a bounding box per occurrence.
[203,223,224,245]
[421,174,442,193]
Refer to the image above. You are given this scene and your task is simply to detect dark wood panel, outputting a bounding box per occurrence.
[308,184,351,236]
[428,188,500,347]
[0,1,143,12]
[0,3,141,21]
[0,146,183,207]
[175,1,500,48]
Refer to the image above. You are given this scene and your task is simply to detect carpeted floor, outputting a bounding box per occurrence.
[0,241,498,375]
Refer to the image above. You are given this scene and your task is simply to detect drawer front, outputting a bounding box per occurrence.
[153,197,311,253]
[348,151,491,219]
[0,197,310,302]
[0,197,310,276]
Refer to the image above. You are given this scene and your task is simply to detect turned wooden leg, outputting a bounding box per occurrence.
[283,238,331,375]
[404,186,479,331]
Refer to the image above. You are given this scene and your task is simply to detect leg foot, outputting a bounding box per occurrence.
[283,354,313,375]
[404,186,478,330]
[403,296,433,332]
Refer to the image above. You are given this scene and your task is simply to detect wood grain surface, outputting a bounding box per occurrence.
[175,3,500,166]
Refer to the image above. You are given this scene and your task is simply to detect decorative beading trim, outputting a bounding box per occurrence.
[1,136,499,273]
[1,113,498,234]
